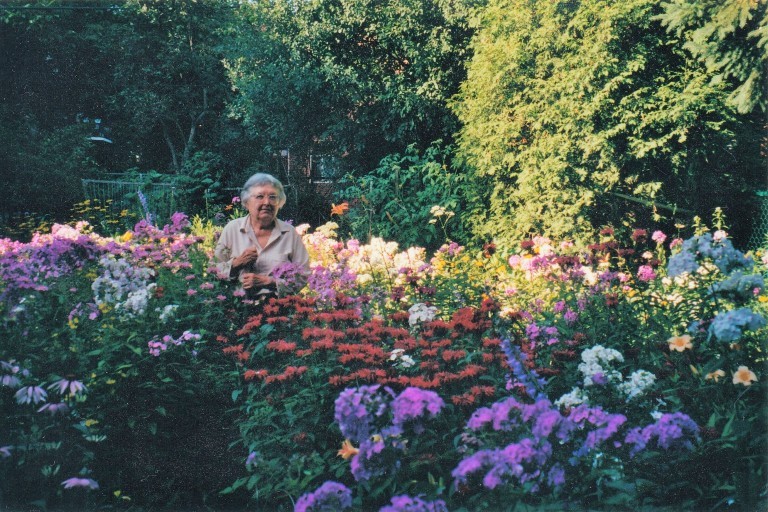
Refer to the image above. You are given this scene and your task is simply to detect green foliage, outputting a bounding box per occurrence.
[335,142,471,251]
[658,0,768,114]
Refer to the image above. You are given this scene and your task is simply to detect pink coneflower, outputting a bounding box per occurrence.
[61,477,99,490]
[1,374,21,388]
[49,379,87,396]
[14,385,47,405]
[38,402,71,415]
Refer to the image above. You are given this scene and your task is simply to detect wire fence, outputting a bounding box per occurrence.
[81,178,177,223]
[747,190,768,251]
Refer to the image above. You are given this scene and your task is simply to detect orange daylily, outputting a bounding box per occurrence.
[732,366,758,386]
[668,334,693,352]
[337,439,359,460]
[330,202,350,216]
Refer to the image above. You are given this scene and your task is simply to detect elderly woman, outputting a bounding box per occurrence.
[214,173,310,297]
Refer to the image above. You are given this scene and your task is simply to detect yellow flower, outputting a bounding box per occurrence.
[337,439,359,460]
[120,231,133,243]
[759,295,768,303]
[705,369,725,382]
[732,366,757,386]
[668,334,693,352]
[84,419,99,427]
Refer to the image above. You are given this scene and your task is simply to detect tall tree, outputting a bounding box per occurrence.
[225,0,476,176]
[453,0,763,247]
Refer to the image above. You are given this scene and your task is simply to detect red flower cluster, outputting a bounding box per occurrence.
[219,293,508,409]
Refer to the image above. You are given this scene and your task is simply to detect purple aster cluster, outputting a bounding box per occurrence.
[379,495,449,512]
[307,264,358,301]
[501,340,547,400]
[350,426,404,482]
[708,307,766,343]
[271,260,310,295]
[335,386,447,483]
[334,385,394,443]
[294,481,353,512]
[456,395,629,492]
[452,437,554,491]
[624,412,700,457]
[391,388,444,432]
[0,234,109,312]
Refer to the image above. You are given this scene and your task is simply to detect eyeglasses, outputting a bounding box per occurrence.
[251,194,279,204]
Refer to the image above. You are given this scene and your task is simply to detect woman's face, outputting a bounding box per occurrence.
[245,184,280,225]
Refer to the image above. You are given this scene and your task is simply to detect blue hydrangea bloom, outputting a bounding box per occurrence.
[709,271,764,301]
[709,308,766,342]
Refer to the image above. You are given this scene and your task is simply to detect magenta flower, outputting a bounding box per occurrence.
[61,477,99,490]
[651,230,667,244]
[14,385,47,405]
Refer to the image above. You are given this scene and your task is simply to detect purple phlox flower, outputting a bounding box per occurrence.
[624,412,699,457]
[379,495,449,512]
[568,405,627,458]
[163,212,190,235]
[553,300,566,314]
[15,385,47,405]
[350,436,399,482]
[0,446,12,458]
[49,379,87,396]
[590,372,608,386]
[391,387,444,430]
[334,385,394,443]
[272,260,311,293]
[245,451,259,469]
[452,438,552,491]
[563,309,578,324]
[38,402,71,415]
[61,477,99,490]
[295,480,353,512]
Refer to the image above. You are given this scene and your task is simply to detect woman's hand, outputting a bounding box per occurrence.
[232,247,259,269]
[241,272,274,289]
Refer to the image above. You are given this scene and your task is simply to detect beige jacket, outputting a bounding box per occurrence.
[214,216,310,295]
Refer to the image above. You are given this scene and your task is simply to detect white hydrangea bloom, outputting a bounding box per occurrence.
[158,304,179,323]
[92,256,156,319]
[408,302,438,326]
[578,345,624,387]
[554,388,589,409]
[616,369,656,400]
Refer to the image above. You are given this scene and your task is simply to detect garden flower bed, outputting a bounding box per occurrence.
[0,215,765,511]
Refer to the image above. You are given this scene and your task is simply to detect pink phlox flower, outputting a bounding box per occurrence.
[651,231,667,244]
